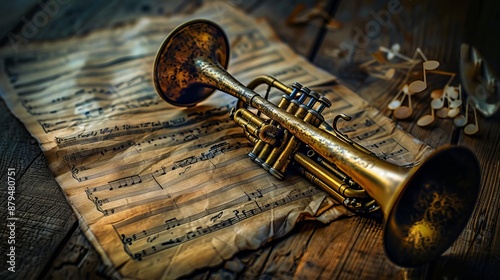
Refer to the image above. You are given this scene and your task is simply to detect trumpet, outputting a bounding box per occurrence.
[152,19,481,267]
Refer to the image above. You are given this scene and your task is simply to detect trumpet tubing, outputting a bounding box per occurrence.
[153,19,481,267]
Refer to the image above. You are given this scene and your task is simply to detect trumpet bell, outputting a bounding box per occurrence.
[153,19,230,107]
[384,146,480,267]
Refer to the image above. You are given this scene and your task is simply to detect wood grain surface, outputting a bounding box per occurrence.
[0,0,498,279]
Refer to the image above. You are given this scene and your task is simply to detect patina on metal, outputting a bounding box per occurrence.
[152,19,481,267]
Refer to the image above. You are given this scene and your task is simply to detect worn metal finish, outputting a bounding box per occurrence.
[152,20,481,267]
[153,19,230,107]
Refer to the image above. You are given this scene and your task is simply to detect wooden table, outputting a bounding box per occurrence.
[1,0,499,279]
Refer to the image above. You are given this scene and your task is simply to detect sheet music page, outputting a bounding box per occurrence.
[0,2,432,279]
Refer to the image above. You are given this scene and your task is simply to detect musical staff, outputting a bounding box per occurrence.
[108,175,143,190]
[117,179,286,245]
[85,139,253,215]
[119,186,320,260]
[77,132,248,182]
[55,103,233,148]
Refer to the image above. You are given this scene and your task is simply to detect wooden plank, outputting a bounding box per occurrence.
[0,100,76,279]
[0,1,39,41]
[312,0,477,147]
[448,113,500,279]
[249,0,332,58]
[2,0,188,41]
[42,227,117,280]
[293,217,400,279]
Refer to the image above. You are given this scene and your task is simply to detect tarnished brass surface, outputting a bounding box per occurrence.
[152,19,481,267]
[153,19,230,107]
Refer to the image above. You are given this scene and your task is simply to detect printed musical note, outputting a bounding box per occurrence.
[381,147,408,160]
[108,175,143,190]
[172,156,198,170]
[354,127,383,141]
[147,233,159,243]
[210,211,223,222]
[121,234,136,245]
[178,166,191,176]
[165,218,180,230]
[365,138,395,150]
[245,189,263,200]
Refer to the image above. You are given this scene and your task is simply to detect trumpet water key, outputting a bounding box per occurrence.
[152,19,481,267]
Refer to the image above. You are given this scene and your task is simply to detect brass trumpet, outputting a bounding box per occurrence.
[152,19,481,267]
